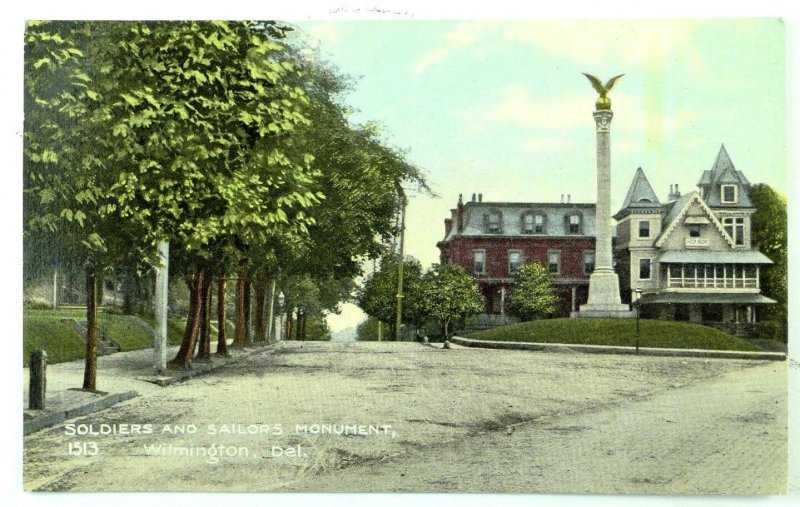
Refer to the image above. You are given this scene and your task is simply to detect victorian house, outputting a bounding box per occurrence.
[436,193,597,317]
[613,145,775,324]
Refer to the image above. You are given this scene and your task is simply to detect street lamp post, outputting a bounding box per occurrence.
[634,287,642,354]
[395,187,407,342]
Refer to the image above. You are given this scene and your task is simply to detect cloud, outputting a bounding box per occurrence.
[458,85,599,131]
[303,22,345,49]
[412,21,491,74]
[503,21,704,73]
[412,20,705,75]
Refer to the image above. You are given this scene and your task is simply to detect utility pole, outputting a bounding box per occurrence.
[395,188,407,341]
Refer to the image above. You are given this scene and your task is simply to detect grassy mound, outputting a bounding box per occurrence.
[465,318,758,352]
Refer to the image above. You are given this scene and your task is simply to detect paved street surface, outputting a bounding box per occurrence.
[23,342,787,494]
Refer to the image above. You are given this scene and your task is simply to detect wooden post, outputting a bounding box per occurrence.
[154,241,169,374]
[52,268,58,310]
[29,350,47,409]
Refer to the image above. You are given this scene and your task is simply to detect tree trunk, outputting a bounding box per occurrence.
[168,265,205,369]
[82,267,98,390]
[243,276,251,344]
[266,278,276,342]
[301,311,308,341]
[285,308,293,340]
[254,277,266,343]
[296,310,304,341]
[234,268,247,348]
[216,277,229,356]
[195,276,213,362]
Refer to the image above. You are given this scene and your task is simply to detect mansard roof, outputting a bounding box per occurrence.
[614,167,662,220]
[697,144,754,208]
[443,201,597,240]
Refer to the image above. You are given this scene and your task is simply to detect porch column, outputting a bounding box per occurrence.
[571,286,577,313]
[500,286,506,316]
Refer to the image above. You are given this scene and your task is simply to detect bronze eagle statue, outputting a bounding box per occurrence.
[583,73,624,111]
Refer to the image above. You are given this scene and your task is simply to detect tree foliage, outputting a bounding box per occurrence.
[750,184,787,328]
[356,257,426,336]
[508,262,558,321]
[419,264,484,337]
[24,20,428,374]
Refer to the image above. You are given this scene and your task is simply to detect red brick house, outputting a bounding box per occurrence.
[436,193,597,317]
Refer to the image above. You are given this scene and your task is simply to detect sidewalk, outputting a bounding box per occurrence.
[450,336,787,360]
[23,341,279,435]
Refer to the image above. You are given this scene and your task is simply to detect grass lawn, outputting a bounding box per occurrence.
[23,308,201,365]
[465,318,759,352]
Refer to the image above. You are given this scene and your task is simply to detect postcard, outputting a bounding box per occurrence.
[19,16,791,500]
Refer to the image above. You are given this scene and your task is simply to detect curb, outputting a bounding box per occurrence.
[449,336,786,361]
[147,342,280,387]
[23,391,139,436]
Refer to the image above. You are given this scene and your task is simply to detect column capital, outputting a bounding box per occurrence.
[593,109,613,132]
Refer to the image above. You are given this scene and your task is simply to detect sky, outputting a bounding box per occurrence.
[288,19,787,331]
[0,6,792,336]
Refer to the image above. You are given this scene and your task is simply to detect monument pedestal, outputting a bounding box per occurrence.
[575,272,634,318]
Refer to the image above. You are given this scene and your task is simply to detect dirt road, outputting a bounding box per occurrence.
[23,342,787,494]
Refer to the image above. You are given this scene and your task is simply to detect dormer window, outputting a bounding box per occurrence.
[522,214,534,234]
[721,184,738,204]
[486,211,502,233]
[534,214,546,234]
[567,214,582,234]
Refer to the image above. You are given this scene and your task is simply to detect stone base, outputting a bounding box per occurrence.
[572,309,636,319]
[574,270,633,318]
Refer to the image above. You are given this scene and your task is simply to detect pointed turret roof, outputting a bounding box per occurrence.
[614,167,661,219]
[698,144,753,208]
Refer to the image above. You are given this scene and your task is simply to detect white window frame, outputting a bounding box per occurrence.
[638,219,650,238]
[721,184,738,204]
[508,250,523,275]
[473,249,486,274]
[582,250,595,275]
[522,214,534,234]
[639,258,652,280]
[488,212,501,233]
[547,249,561,275]
[723,217,745,246]
[534,214,546,234]
[568,214,581,234]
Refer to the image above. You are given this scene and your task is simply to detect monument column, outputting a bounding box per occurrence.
[577,73,633,318]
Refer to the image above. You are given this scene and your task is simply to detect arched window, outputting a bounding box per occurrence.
[565,212,583,235]
[484,209,503,233]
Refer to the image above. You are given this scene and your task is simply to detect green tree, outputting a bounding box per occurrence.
[357,257,426,337]
[419,264,484,338]
[355,317,389,341]
[750,184,787,334]
[507,262,558,321]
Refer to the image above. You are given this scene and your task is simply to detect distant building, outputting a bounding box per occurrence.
[436,193,597,317]
[613,145,775,324]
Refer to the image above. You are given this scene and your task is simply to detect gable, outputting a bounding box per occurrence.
[655,192,735,249]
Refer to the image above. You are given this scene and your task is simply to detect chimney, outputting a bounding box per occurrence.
[457,194,465,233]
[567,194,571,204]
[478,193,483,203]
[444,218,453,236]
[668,183,681,201]
[561,194,564,203]
[471,193,476,202]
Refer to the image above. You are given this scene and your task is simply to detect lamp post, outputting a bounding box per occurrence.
[277,291,285,341]
[634,287,641,354]
[395,187,407,342]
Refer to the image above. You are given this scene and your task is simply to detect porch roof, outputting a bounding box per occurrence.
[638,292,776,305]
[658,250,773,264]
